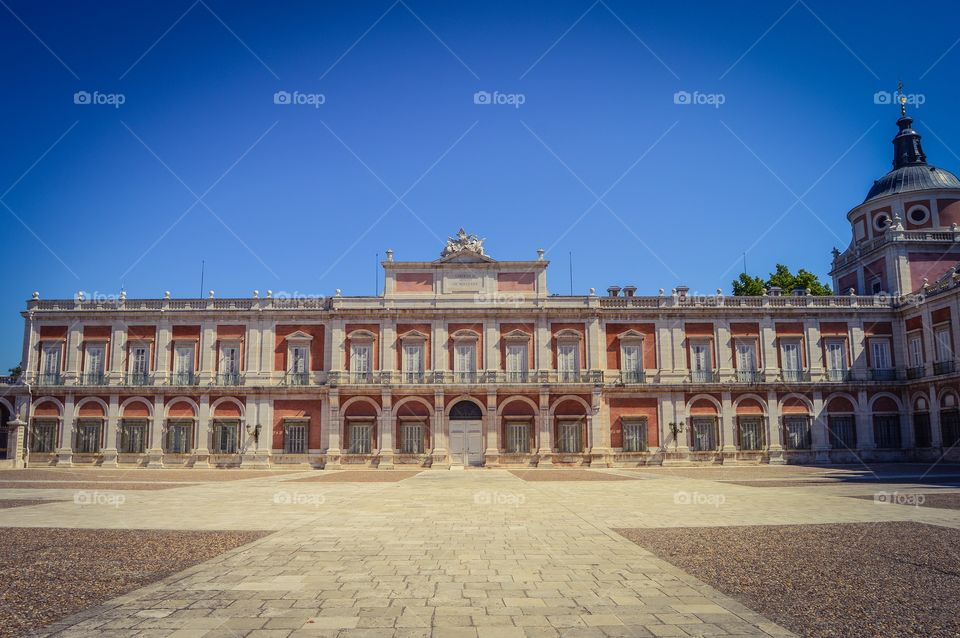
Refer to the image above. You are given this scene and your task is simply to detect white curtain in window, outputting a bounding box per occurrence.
[622,344,642,373]
[558,343,578,372]
[351,344,371,374]
[691,343,711,372]
[871,340,891,369]
[131,346,148,375]
[506,344,527,373]
[220,345,240,374]
[736,341,756,371]
[936,329,952,362]
[826,341,845,370]
[403,344,423,373]
[86,345,105,375]
[454,344,476,373]
[910,336,923,367]
[174,345,194,374]
[781,342,800,371]
[43,344,61,375]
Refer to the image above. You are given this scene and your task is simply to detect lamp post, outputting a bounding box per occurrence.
[668,420,686,452]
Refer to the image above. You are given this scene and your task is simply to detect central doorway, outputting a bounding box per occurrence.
[448,400,483,466]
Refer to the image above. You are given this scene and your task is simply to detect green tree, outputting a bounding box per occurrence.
[8,365,21,380]
[731,264,832,296]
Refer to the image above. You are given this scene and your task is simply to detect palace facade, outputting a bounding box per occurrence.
[4,109,960,469]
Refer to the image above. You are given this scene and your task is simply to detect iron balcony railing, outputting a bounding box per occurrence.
[81,372,107,386]
[825,368,850,382]
[906,366,925,380]
[736,370,763,383]
[871,368,899,382]
[689,370,719,383]
[125,373,152,386]
[781,370,811,383]
[620,370,646,384]
[170,372,197,386]
[38,372,63,386]
[217,372,242,386]
[934,360,957,375]
[285,372,310,386]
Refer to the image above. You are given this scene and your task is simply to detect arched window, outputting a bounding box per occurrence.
[449,400,482,420]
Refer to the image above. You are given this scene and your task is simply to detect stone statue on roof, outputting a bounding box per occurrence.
[442,228,485,257]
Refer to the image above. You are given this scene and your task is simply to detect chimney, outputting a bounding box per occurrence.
[607,286,621,297]
[622,285,637,297]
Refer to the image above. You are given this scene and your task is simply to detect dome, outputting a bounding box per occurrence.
[864,164,960,202]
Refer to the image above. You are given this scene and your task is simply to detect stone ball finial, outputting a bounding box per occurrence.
[589,287,596,296]
[164,291,171,299]
[266,290,273,298]
[335,288,342,297]
[208,290,215,299]
[31,291,39,300]
[386,249,394,262]
[253,290,259,298]
[537,248,545,261]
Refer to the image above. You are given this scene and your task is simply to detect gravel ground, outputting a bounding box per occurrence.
[0,481,198,490]
[617,522,960,638]
[290,471,422,482]
[0,527,268,638]
[848,492,960,510]
[0,469,299,482]
[0,499,62,509]
[509,470,639,481]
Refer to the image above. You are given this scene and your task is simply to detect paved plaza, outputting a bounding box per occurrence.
[3,465,960,637]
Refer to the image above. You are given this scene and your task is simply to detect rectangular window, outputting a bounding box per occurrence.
[827,415,857,450]
[454,343,477,382]
[781,341,801,371]
[42,342,62,383]
[130,345,149,384]
[826,341,845,370]
[622,418,648,452]
[936,328,953,362]
[873,415,902,449]
[621,344,643,383]
[557,420,582,453]
[283,421,307,454]
[76,419,102,453]
[173,344,195,384]
[212,421,238,454]
[506,344,528,381]
[166,421,193,454]
[348,422,372,454]
[403,344,424,383]
[120,420,147,454]
[784,415,811,450]
[220,344,240,376]
[30,419,57,453]
[690,342,713,382]
[505,421,530,453]
[871,339,892,370]
[909,335,923,368]
[400,422,424,454]
[691,416,717,451]
[738,416,763,451]
[291,345,309,373]
[84,344,106,384]
[351,344,372,382]
[557,343,579,381]
[913,413,932,448]
[736,341,757,371]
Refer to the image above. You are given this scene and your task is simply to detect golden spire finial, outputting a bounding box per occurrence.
[897,80,907,117]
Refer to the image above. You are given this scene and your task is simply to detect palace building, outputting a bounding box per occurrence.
[4,107,960,469]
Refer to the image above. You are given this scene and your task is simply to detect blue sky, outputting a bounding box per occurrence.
[3,0,960,366]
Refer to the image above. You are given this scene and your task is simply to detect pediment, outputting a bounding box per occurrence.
[347,329,376,340]
[451,329,481,340]
[285,330,314,341]
[503,329,532,340]
[436,250,495,264]
[617,329,646,341]
[399,329,429,341]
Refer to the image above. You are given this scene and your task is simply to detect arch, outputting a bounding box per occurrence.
[448,399,483,420]
[733,394,767,415]
[824,392,859,413]
[341,395,381,417]
[346,329,376,340]
[870,393,902,413]
[780,393,813,415]
[549,394,591,416]
[685,393,721,416]
[939,389,959,410]
[120,397,153,418]
[32,396,64,418]
[499,395,539,416]
[75,396,108,418]
[910,392,930,412]
[444,394,485,417]
[393,395,433,417]
[165,396,199,419]
[0,397,15,416]
[211,396,245,419]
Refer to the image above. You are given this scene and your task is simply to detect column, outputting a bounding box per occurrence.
[929,384,943,448]
[589,389,608,465]
[720,391,736,453]
[656,322,674,381]
[327,390,341,457]
[536,317,550,377]
[331,318,345,372]
[156,319,171,383]
[672,324,686,380]
[805,319,824,380]
[673,392,690,454]
[200,321,216,384]
[921,306,935,376]
[811,390,830,462]
[382,319,397,373]
[716,321,733,380]
[110,321,126,384]
[196,395,211,464]
[484,392,499,466]
[899,389,914,450]
[760,320,778,379]
[767,390,784,463]
[432,319,446,372]
[484,319,498,377]
[65,323,82,384]
[57,394,75,466]
[380,391,394,468]
[855,389,874,450]
[850,320,868,381]
[432,389,448,466]
[103,394,120,466]
[537,390,552,465]
[148,395,165,468]
[587,316,603,373]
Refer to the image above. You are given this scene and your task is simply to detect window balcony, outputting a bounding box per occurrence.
[401,371,426,384]
[170,372,197,386]
[349,372,376,384]
[825,369,850,382]
[736,370,763,383]
[934,360,956,375]
[906,366,925,380]
[871,368,898,382]
[781,370,810,383]
[620,370,646,384]
[451,371,479,384]
[285,372,310,386]
[216,372,242,386]
[37,372,63,386]
[125,373,152,386]
[80,372,107,386]
[689,370,719,383]
[502,371,534,384]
